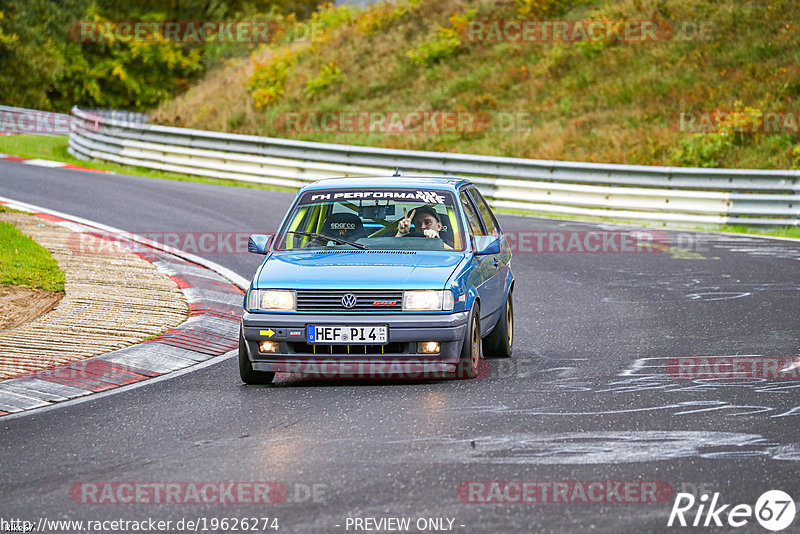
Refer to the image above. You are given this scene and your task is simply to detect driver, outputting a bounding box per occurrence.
[395,205,452,249]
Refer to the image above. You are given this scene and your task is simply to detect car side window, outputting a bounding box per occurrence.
[459,190,485,236]
[468,187,500,236]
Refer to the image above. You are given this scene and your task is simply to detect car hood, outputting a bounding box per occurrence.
[254,250,466,289]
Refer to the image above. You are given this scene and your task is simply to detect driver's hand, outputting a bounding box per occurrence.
[395,208,415,237]
[423,228,439,239]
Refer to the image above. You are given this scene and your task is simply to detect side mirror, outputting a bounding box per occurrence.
[474,235,501,255]
[248,234,273,255]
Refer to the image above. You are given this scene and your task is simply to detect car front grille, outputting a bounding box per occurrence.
[296,290,403,312]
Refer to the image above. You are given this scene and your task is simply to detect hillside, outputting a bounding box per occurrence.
[151,0,800,169]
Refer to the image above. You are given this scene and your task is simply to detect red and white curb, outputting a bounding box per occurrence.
[0,153,113,174]
[0,198,248,417]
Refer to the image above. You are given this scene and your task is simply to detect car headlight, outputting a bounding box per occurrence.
[403,290,454,311]
[249,289,295,311]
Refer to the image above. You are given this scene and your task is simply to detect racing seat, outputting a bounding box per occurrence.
[320,212,367,241]
[438,222,455,248]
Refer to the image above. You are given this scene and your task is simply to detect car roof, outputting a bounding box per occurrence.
[299,175,472,192]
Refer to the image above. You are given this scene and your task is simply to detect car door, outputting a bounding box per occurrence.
[466,186,506,320]
[458,188,497,325]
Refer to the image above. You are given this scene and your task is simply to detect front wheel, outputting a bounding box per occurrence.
[239,331,275,385]
[483,293,513,358]
[455,306,481,379]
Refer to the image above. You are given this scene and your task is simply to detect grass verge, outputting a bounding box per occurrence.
[0,135,295,193]
[0,218,65,292]
[707,224,800,240]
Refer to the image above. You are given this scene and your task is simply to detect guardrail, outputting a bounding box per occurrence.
[69,106,800,226]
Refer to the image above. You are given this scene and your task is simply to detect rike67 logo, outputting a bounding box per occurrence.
[668,490,796,531]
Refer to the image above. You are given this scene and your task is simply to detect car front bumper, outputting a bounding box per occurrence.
[241,311,468,378]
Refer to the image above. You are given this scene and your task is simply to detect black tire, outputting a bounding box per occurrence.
[239,331,275,385]
[455,306,481,379]
[483,293,513,358]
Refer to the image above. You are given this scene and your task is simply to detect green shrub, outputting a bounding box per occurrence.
[406,12,473,67]
[248,48,298,108]
[406,27,460,66]
[227,112,245,129]
[356,0,422,35]
[515,0,573,17]
[792,145,800,169]
[674,133,734,167]
[306,61,342,97]
[285,2,358,44]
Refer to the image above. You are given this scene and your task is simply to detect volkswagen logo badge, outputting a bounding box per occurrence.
[341,293,357,309]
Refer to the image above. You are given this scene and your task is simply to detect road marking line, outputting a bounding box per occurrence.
[781,359,800,373]
[23,159,68,168]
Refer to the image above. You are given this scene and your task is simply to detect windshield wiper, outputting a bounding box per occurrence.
[285,230,368,250]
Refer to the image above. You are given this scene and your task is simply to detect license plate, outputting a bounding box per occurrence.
[307,325,388,344]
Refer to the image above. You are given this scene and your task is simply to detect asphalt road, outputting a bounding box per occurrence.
[2,162,799,533]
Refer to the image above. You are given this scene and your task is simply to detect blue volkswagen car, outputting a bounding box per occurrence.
[240,176,514,383]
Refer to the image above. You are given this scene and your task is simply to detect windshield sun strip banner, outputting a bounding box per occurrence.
[299,189,453,206]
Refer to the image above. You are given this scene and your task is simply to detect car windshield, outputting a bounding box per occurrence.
[276,187,465,251]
